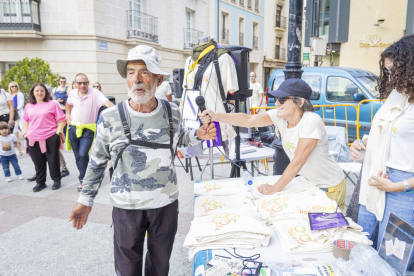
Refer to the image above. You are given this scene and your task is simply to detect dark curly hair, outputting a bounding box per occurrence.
[377,34,414,102]
[28,83,51,104]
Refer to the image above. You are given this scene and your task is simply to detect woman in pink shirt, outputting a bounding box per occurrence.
[23,83,66,192]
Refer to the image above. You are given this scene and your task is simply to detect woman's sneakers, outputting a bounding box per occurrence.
[5,176,24,182]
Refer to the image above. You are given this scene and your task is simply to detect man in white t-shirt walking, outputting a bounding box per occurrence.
[249,72,264,114]
[155,80,172,102]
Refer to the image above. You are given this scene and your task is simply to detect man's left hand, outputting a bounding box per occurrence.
[369,170,403,193]
[197,123,217,140]
[8,119,14,127]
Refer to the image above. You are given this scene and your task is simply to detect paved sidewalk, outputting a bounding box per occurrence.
[0,149,356,276]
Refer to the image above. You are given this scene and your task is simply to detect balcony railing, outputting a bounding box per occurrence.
[239,32,244,46]
[275,47,286,60]
[184,28,203,49]
[247,0,252,9]
[255,0,259,12]
[0,0,41,32]
[222,28,229,43]
[253,36,258,48]
[239,0,244,6]
[275,15,287,30]
[127,10,158,43]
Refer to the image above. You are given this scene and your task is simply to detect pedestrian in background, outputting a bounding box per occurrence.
[0,83,15,133]
[8,82,24,140]
[25,91,70,182]
[93,82,102,92]
[23,83,66,192]
[0,122,23,182]
[351,34,414,250]
[65,73,114,191]
[155,80,172,102]
[249,72,264,114]
[71,80,78,90]
[53,77,69,135]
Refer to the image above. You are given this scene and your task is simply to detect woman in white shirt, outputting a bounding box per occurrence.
[350,34,414,250]
[199,78,346,209]
[8,82,24,140]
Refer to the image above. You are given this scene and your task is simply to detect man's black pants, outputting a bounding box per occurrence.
[113,200,178,276]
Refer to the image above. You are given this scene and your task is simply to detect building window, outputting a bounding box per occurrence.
[222,13,229,43]
[239,18,244,46]
[0,0,41,31]
[275,37,286,60]
[3,1,16,17]
[129,0,141,30]
[255,0,259,12]
[21,1,30,17]
[313,0,330,37]
[252,23,258,48]
[185,10,192,42]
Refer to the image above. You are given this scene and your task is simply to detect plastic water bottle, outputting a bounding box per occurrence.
[243,170,254,197]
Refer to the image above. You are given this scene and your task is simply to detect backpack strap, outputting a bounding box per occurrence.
[193,50,215,89]
[113,100,175,171]
[213,51,230,113]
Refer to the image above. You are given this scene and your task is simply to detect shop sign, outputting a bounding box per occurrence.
[359,35,392,48]
[303,53,310,61]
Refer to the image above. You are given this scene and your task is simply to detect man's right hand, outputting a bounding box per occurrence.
[350,140,366,160]
[68,203,92,230]
[66,115,71,125]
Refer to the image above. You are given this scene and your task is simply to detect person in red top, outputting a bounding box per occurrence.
[23,83,66,192]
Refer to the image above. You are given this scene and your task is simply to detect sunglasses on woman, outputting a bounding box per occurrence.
[10,86,17,88]
[93,86,100,88]
[383,67,393,76]
[276,96,293,104]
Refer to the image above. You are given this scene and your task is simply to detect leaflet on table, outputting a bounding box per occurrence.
[274,263,335,276]
[208,254,244,274]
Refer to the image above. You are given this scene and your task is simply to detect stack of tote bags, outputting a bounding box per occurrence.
[185,180,271,260]
[253,177,372,254]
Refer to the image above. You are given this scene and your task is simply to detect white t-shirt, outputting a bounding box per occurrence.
[183,53,239,140]
[0,134,17,156]
[266,110,345,188]
[155,81,172,101]
[0,90,12,116]
[387,103,414,173]
[250,82,264,108]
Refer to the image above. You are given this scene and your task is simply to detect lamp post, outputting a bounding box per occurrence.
[284,0,304,80]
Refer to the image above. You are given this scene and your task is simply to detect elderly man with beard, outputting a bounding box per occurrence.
[68,45,216,276]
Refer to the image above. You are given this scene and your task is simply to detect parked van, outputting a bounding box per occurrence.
[267,67,382,140]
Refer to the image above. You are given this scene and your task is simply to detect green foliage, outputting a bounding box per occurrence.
[1,57,60,100]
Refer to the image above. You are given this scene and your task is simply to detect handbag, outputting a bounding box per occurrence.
[13,108,20,121]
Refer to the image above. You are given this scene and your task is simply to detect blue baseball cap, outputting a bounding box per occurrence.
[269,78,312,99]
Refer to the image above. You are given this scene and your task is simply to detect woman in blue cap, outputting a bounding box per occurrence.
[199,78,346,209]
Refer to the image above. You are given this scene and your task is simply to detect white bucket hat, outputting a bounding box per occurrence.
[116,45,170,79]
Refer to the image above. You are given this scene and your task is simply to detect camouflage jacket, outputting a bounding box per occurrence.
[77,100,200,210]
